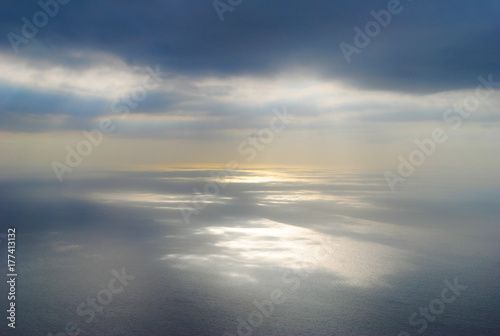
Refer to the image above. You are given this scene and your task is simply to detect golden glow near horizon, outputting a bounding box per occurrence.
[1,50,499,177]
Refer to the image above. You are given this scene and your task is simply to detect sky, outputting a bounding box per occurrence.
[0,0,500,179]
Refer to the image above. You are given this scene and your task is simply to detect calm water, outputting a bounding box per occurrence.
[0,169,499,335]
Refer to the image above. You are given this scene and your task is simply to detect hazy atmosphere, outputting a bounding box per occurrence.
[0,1,499,335]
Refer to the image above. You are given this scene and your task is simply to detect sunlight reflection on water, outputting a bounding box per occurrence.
[161,218,413,288]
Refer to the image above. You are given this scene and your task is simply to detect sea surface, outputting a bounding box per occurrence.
[0,168,499,335]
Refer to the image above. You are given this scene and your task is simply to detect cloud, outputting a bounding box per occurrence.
[0,1,499,172]
[1,0,499,93]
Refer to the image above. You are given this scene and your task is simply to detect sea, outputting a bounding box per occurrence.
[0,168,499,335]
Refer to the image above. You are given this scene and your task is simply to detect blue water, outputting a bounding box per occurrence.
[0,169,499,335]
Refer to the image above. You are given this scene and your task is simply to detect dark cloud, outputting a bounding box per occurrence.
[1,0,499,93]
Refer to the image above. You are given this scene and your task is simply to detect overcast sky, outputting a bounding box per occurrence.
[1,0,499,177]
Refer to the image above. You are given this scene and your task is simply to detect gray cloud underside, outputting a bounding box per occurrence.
[1,1,500,134]
[1,0,499,92]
